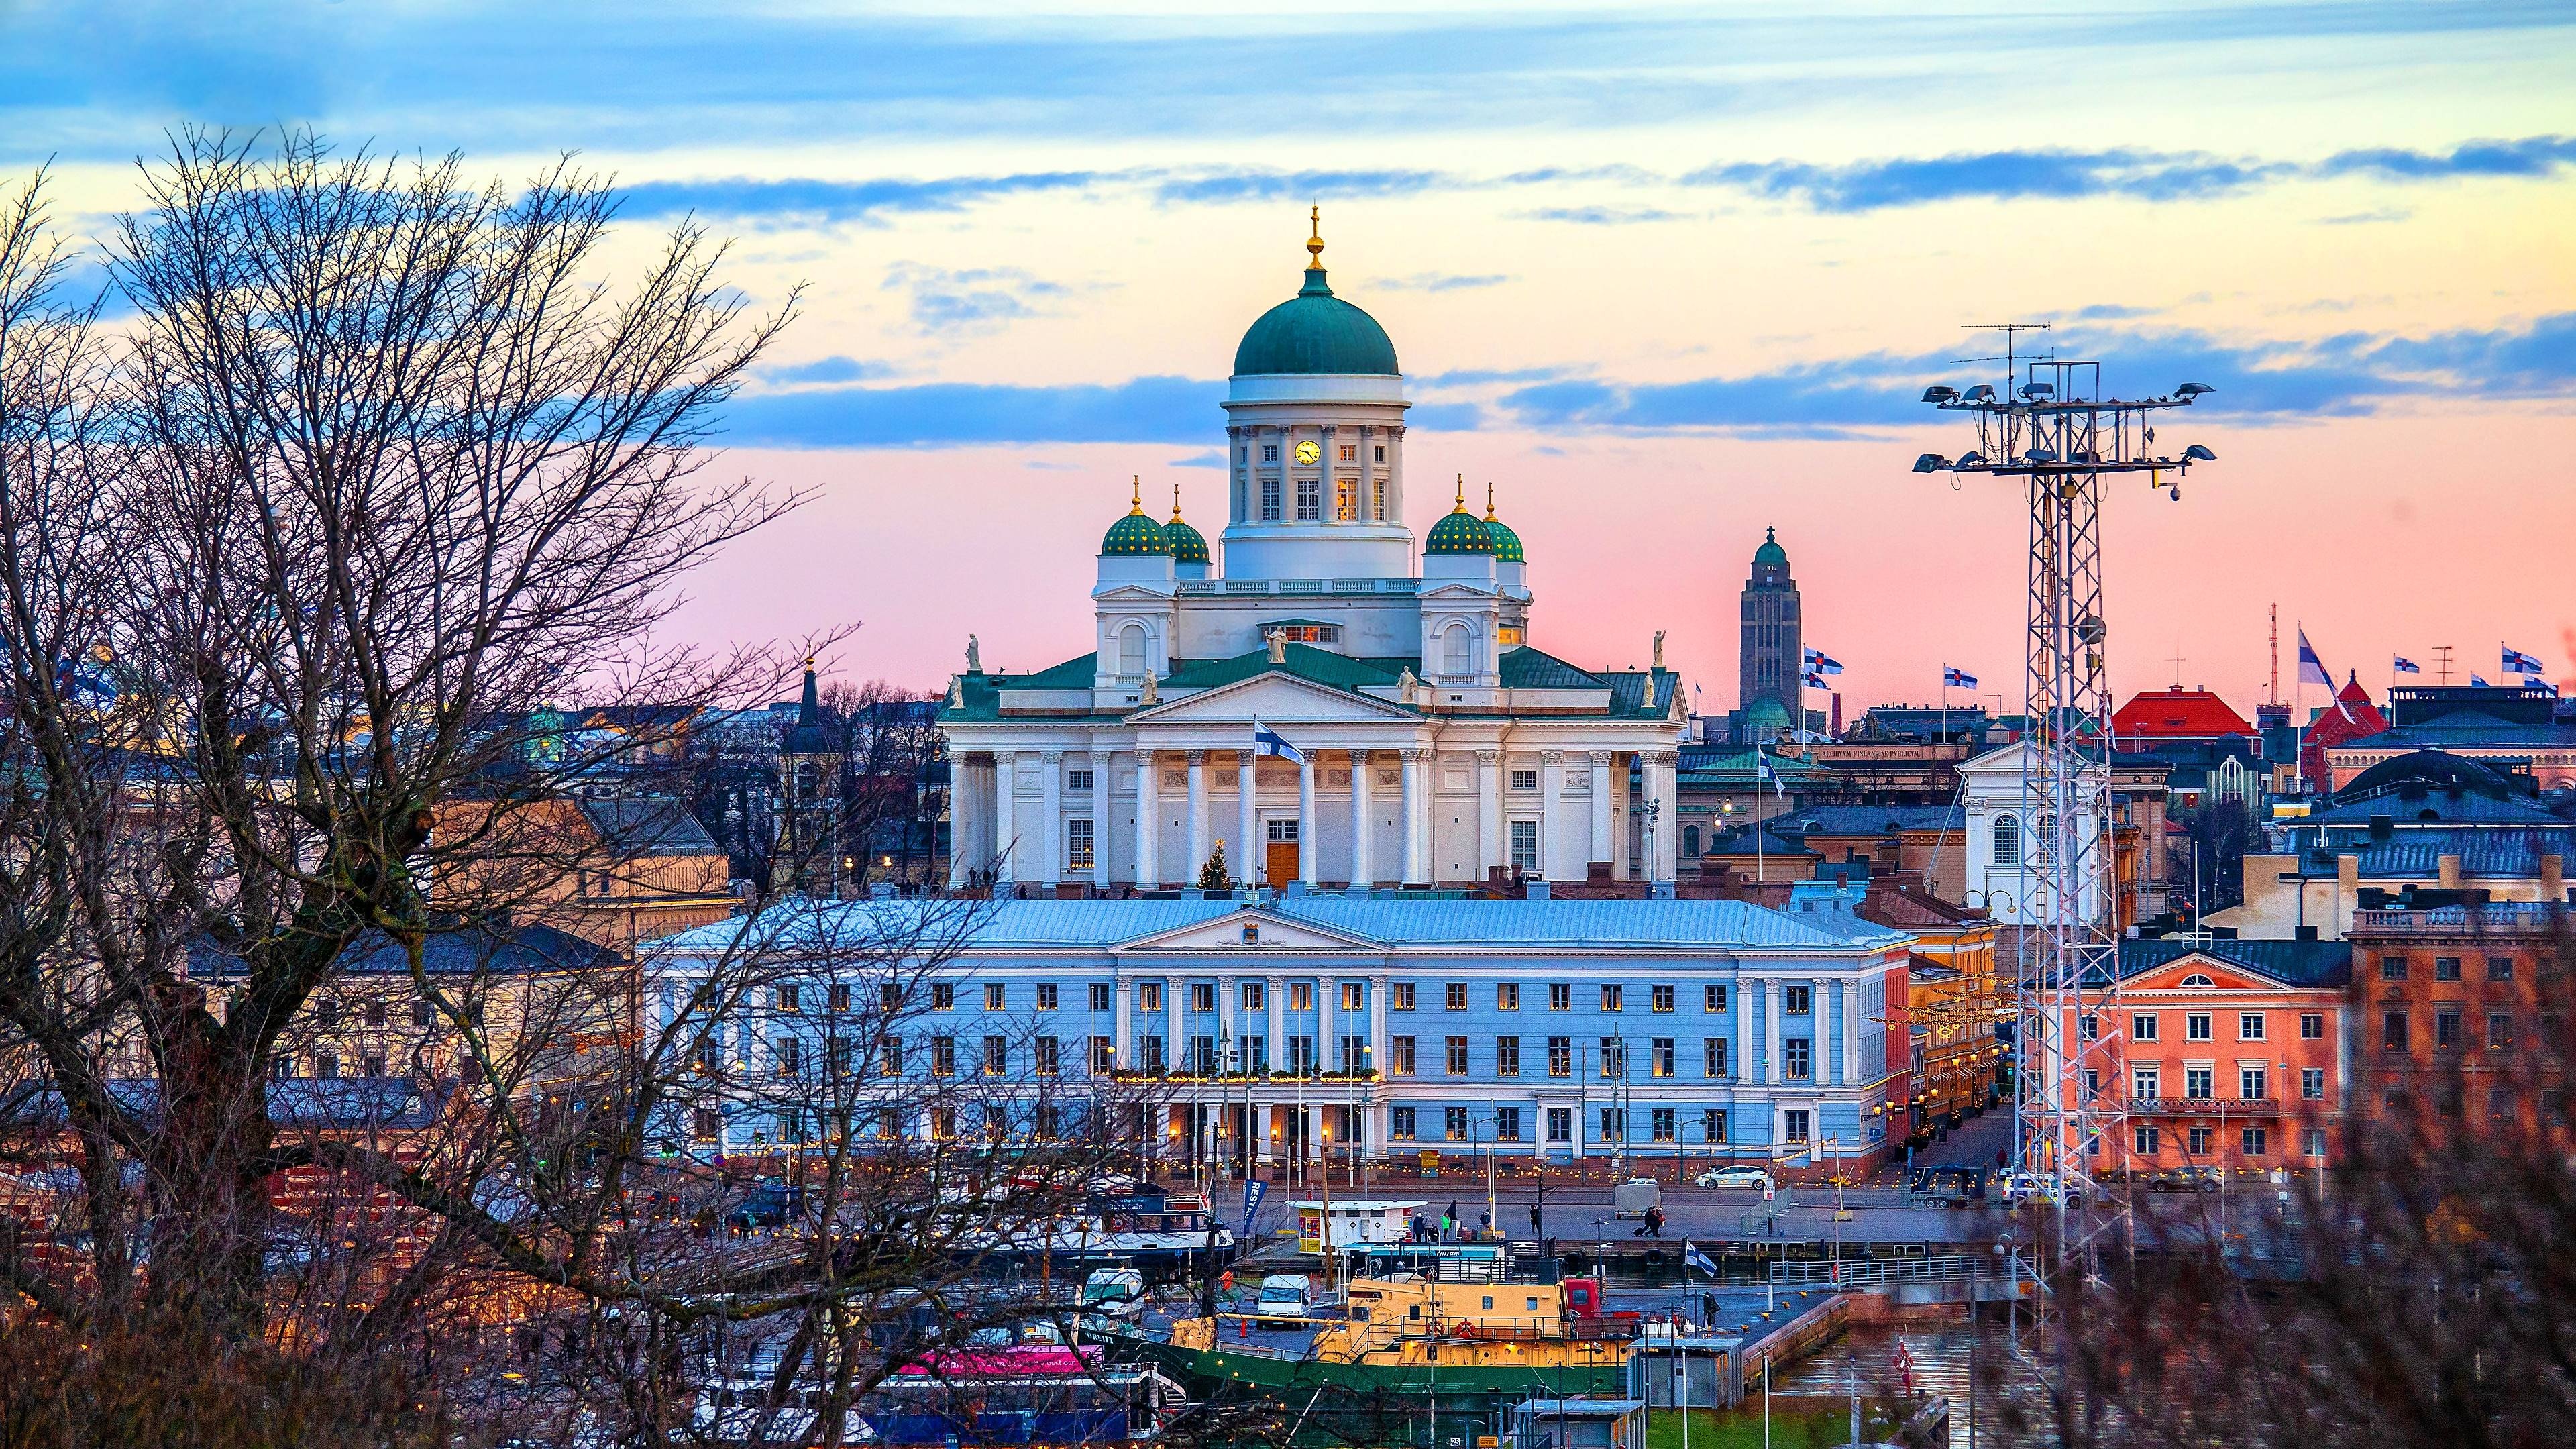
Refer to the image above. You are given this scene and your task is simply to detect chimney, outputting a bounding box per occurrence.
[2438,853,2463,890]
[1831,692,1843,735]
[2544,853,2565,900]
[2337,853,2359,893]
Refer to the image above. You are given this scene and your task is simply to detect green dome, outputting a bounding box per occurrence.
[1165,508,1210,565]
[1233,267,1399,376]
[1424,490,1495,556]
[1753,525,1788,568]
[1481,488,1524,564]
[1101,482,1172,557]
[1747,696,1792,731]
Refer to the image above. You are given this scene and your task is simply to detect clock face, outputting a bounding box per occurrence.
[1293,440,1322,466]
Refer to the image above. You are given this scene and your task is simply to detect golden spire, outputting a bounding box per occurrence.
[1454,473,1466,510]
[1129,475,1144,514]
[1307,205,1324,270]
[1170,482,1185,523]
[1484,481,1498,521]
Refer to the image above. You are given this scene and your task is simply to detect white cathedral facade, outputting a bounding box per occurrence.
[941,221,1690,893]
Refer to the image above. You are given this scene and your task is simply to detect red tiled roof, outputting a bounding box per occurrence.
[2110,688,2256,740]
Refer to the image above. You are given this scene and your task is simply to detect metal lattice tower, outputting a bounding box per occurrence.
[1915,350,2219,1301]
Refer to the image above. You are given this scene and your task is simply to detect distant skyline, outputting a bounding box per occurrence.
[11,1,2573,712]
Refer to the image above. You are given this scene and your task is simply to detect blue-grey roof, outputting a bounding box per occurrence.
[2306,792,2563,828]
[193,921,620,978]
[661,895,1909,956]
[2290,828,2576,879]
[1776,804,1964,836]
[2341,722,2576,750]
[2111,938,2352,989]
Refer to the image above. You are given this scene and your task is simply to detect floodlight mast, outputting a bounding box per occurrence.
[1915,353,2218,1322]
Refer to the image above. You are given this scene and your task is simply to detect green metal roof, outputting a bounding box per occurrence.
[1424,505,1495,556]
[1232,266,1399,377]
[1101,507,1171,557]
[1161,643,1407,694]
[1753,525,1788,567]
[1498,646,1602,689]
[1164,517,1210,564]
[1484,515,1525,564]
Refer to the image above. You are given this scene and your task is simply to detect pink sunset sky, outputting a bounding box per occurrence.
[15,1,2575,715]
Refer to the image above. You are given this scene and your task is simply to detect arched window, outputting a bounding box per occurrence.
[1117,622,1147,676]
[1992,812,2022,867]
[1442,622,1475,677]
[1682,824,1702,857]
[2180,973,2215,987]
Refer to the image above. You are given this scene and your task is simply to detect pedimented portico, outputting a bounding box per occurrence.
[941,222,1687,894]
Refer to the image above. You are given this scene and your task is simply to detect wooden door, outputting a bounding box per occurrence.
[1265,841,1298,884]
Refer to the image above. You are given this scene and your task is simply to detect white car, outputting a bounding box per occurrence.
[1693,1166,1776,1192]
[1998,1171,2084,1209]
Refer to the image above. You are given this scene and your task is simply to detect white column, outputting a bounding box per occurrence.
[1735,975,1752,1082]
[1136,749,1161,888]
[1612,753,1634,881]
[1647,749,1680,883]
[1347,749,1374,890]
[1400,747,1428,885]
[1318,974,1336,1074]
[1297,752,1319,888]
[947,749,979,888]
[1539,750,1565,880]
[1766,981,1784,1086]
[1091,747,1115,883]
[1265,973,1287,1081]
[1368,972,1390,1085]
[1115,973,1134,1069]
[1185,750,1209,887]
[1476,748,1504,883]
[1842,977,1862,1087]
[992,751,1018,885]
[1588,750,1614,869]
[1166,973,1185,1070]
[1237,748,1260,888]
[1038,750,1065,886]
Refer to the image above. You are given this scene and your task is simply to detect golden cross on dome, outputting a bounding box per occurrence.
[1454,473,1466,508]
[1129,474,1143,513]
[1171,482,1185,521]
[1485,481,1498,521]
[1307,205,1324,268]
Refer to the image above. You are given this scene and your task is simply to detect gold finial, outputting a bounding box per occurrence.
[1484,481,1497,521]
[1170,482,1185,523]
[1454,474,1466,510]
[1129,475,1144,513]
[802,654,816,669]
[1306,205,1324,269]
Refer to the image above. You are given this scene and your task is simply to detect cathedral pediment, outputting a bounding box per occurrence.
[1130,669,1420,725]
[1114,906,1383,954]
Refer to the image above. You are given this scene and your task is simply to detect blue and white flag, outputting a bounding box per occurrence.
[1801,669,1829,691]
[2503,644,2547,674]
[2296,629,2331,688]
[1684,1240,1719,1278]
[1755,747,1786,798]
[1943,665,1978,690]
[2471,673,2492,687]
[1251,720,1305,764]
[1802,647,1843,676]
[2392,656,2420,675]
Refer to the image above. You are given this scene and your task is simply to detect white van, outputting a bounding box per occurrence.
[1254,1273,1315,1327]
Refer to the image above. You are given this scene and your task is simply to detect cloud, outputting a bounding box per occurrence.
[760,355,897,386]
[2316,135,2576,180]
[1516,205,1688,225]
[2316,208,2412,225]
[2069,305,2155,321]
[1417,366,1571,387]
[619,172,1102,226]
[1146,169,1456,205]
[883,264,1071,333]
[1405,402,1486,431]
[718,375,1218,449]
[1167,449,1229,468]
[1377,272,1512,293]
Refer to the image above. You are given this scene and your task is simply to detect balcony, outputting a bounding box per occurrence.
[2350,902,2565,937]
[2129,1096,2280,1117]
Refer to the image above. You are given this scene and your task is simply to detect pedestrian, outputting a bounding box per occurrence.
[1479,1210,1491,1239]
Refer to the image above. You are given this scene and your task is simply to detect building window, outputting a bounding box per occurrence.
[1498,983,1520,1011]
[1600,1108,1625,1142]
[1391,1107,1417,1141]
[1390,1036,1417,1076]
[931,1036,956,1076]
[2239,1012,2265,1041]
[1991,813,2021,866]
[1548,983,1571,1012]
[2187,1126,2213,1156]
[1373,981,1405,1012]
[1240,981,1265,1011]
[1446,982,1469,1010]
[1444,1106,1469,1141]
[2133,1066,2160,1099]
[2135,1124,2161,1155]
[1067,818,1095,869]
[1705,1038,1729,1078]
[2383,1010,2409,1049]
[1372,478,1386,519]
[411,1000,435,1027]
[2433,955,2465,981]
[1496,1036,1521,1075]
[1334,478,1355,520]
[1287,982,1312,1012]
[2299,1012,2322,1040]
[1548,1037,1572,1077]
[2489,1012,2514,1051]
[2186,1066,2214,1099]
[932,983,955,1011]
[1261,478,1281,519]
[1652,984,1676,1014]
[1495,1106,1523,1141]
[1599,1038,1625,1077]
[2488,955,2515,981]
[1784,984,1811,1014]
[1066,767,1094,790]
[2435,1010,2462,1050]
[1510,820,1540,871]
[1782,1109,1811,1146]
[1243,1036,1268,1071]
[1261,443,1279,463]
[1295,478,1320,521]
[2303,1128,2328,1158]
[1182,981,1208,1012]
[693,1108,722,1141]
[983,1036,1009,1075]
[2186,1012,2211,1042]
[1705,985,1728,1013]
[1446,1036,1469,1075]
[1784,1038,1811,1081]
[2240,1065,2267,1101]
[2237,1125,2267,1157]
[1702,1108,1727,1145]
[2379,955,2407,981]
[1144,1036,1169,1073]
[2301,1067,2324,1099]
[774,1037,802,1077]
[1547,1107,1572,1143]
[1342,981,1365,1012]
[1139,982,1163,1013]
[1091,1036,1114,1074]
[983,983,1006,1011]
[1601,984,1623,1012]
[771,984,799,1013]
[1650,1108,1676,1143]
[879,1036,904,1075]
[2081,1014,2099,1041]
[2132,1012,2159,1042]
[1510,768,1539,790]
[1648,1037,1676,1077]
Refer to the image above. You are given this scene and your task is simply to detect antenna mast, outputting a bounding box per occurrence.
[1913,346,2221,1346]
[2268,604,2280,706]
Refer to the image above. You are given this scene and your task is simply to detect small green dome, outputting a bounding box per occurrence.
[1101,480,1172,557]
[1753,525,1788,568]
[1424,486,1495,556]
[1164,496,1210,565]
[1747,696,1792,731]
[1481,487,1524,564]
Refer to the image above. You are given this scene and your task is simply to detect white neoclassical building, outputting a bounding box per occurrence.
[941,221,1688,892]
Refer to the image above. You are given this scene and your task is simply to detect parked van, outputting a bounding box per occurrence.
[1254,1274,1316,1327]
[1612,1178,1664,1219]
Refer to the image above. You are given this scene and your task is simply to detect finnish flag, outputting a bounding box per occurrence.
[2503,644,2547,674]
[1251,720,1305,765]
[2471,673,2492,687]
[1943,665,1978,690]
[2296,629,2331,688]
[1756,748,1786,798]
[1802,647,1844,676]
[1684,1240,1719,1278]
[2391,656,2420,675]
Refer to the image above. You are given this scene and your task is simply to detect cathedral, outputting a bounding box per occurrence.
[941,219,1690,892]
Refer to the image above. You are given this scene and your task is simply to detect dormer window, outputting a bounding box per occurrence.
[2180,973,2214,987]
